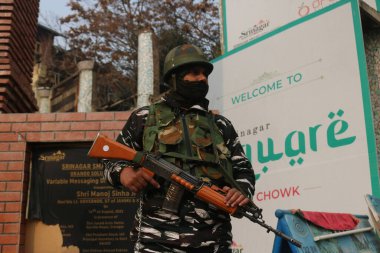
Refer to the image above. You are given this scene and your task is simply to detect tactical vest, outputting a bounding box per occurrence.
[143,101,235,186]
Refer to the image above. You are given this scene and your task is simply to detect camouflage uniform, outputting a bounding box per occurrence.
[104,97,255,253]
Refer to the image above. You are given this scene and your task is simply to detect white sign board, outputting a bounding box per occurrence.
[209,0,379,252]
[222,0,379,52]
[363,0,379,10]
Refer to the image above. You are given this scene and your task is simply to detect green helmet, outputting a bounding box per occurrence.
[163,44,213,83]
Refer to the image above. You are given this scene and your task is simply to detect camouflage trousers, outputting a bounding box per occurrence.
[135,241,232,253]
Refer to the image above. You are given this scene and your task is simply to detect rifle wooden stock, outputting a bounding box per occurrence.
[88,134,154,177]
[88,134,138,161]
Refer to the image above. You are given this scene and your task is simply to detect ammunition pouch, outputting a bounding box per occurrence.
[143,101,237,212]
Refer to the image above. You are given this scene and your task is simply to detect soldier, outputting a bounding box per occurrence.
[104,44,256,253]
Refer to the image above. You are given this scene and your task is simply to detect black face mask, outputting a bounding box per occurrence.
[175,80,209,102]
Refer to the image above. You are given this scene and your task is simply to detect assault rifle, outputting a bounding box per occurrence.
[88,134,302,248]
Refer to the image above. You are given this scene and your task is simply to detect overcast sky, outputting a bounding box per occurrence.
[38,0,71,30]
[38,0,71,46]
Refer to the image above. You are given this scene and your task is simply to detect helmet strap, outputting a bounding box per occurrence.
[171,74,176,90]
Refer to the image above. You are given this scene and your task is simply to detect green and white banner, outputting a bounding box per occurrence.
[222,0,380,52]
[210,0,379,251]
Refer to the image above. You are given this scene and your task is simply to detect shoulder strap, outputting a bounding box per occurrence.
[145,103,157,127]
[142,103,159,152]
[207,113,247,194]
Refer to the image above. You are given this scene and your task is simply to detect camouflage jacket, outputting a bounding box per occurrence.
[103,99,256,248]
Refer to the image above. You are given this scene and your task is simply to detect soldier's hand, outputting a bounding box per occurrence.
[223,186,250,207]
[120,167,160,193]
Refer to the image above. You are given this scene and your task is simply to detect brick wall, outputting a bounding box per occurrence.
[0,111,131,253]
[0,0,39,113]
